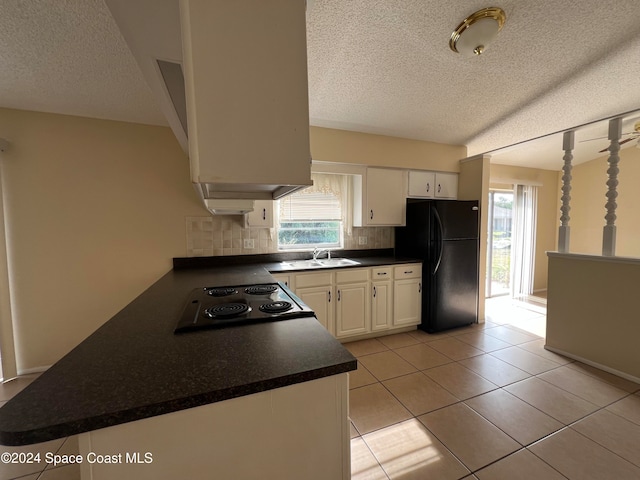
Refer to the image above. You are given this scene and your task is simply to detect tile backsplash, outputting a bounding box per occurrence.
[186,216,394,257]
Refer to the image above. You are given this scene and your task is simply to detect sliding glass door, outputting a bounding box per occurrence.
[486,191,514,297]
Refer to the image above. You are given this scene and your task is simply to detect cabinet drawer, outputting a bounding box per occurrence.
[335,268,369,284]
[371,267,393,280]
[295,271,333,289]
[394,264,422,279]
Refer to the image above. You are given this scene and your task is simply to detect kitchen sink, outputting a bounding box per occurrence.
[279,258,360,270]
[317,258,360,267]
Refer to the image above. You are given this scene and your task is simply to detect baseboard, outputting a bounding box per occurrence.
[533,288,548,294]
[337,326,417,343]
[544,346,640,384]
[17,365,51,376]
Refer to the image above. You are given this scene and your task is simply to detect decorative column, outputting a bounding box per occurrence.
[558,130,574,253]
[602,117,622,256]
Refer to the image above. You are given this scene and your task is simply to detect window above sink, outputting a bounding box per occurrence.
[277,173,350,251]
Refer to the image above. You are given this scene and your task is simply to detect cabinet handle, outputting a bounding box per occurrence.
[405,270,413,274]
[426,182,430,192]
[373,286,377,298]
[419,282,422,293]
[370,209,374,220]
[438,184,441,193]
[337,290,341,301]
[377,272,387,276]
[262,208,266,220]
[328,291,331,303]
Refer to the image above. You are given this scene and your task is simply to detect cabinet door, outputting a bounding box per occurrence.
[245,200,274,228]
[297,286,334,335]
[271,273,292,290]
[371,280,392,331]
[363,168,406,226]
[393,278,422,326]
[335,282,370,338]
[408,171,436,198]
[435,173,458,199]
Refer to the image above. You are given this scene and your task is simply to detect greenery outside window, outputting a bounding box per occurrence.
[278,174,348,250]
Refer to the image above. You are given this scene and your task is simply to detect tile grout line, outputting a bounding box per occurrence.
[350,330,640,476]
[566,417,640,470]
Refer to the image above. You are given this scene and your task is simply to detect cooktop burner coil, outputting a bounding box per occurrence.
[205,287,238,297]
[259,301,293,314]
[204,303,251,318]
[244,285,279,295]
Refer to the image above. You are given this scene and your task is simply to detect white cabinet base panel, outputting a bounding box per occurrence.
[79,374,349,480]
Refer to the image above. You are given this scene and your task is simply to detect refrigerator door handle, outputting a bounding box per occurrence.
[433,206,444,275]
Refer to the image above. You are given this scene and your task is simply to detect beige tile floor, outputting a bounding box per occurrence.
[347,296,640,480]
[1,295,639,480]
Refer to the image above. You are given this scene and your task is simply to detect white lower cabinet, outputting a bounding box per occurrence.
[279,262,421,340]
[393,265,422,327]
[335,269,370,338]
[294,272,334,336]
[371,267,393,332]
[271,273,293,289]
[297,286,334,335]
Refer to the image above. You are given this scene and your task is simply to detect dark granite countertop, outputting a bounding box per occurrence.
[0,264,357,446]
[0,250,421,446]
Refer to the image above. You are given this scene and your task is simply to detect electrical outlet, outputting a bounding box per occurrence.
[358,236,367,245]
[243,239,254,249]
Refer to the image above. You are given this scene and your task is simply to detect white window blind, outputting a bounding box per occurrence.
[279,191,342,221]
[277,173,347,250]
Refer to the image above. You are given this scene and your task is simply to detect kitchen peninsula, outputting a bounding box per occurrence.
[0,261,358,479]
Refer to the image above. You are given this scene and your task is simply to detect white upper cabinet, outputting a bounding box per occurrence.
[408,171,436,198]
[180,0,312,200]
[244,200,274,228]
[408,171,458,199]
[353,168,406,226]
[435,172,458,199]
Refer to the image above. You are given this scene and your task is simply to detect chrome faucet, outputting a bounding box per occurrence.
[312,247,331,260]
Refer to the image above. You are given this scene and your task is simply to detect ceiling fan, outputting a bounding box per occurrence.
[580,121,640,153]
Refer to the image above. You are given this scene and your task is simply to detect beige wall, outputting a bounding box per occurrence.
[310,127,466,171]
[568,147,640,257]
[0,108,205,371]
[459,155,490,320]
[0,111,468,371]
[489,164,559,291]
[547,254,640,381]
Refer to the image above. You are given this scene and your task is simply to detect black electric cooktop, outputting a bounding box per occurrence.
[174,283,315,333]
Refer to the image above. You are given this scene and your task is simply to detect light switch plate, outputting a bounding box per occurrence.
[358,236,367,245]
[243,239,254,249]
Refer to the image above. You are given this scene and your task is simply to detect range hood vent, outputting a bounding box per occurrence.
[180,0,312,201]
[204,199,254,216]
[157,59,188,137]
[106,0,313,207]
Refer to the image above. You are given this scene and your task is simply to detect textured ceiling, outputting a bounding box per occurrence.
[2,0,640,170]
[0,0,165,125]
[306,0,640,163]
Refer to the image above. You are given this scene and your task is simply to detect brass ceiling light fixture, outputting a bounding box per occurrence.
[449,7,506,56]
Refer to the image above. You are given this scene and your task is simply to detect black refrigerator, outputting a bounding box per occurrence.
[395,200,479,333]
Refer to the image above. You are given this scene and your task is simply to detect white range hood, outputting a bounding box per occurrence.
[105,0,313,214]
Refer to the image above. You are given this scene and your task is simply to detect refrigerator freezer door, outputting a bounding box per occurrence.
[434,201,479,240]
[395,200,431,260]
[427,239,479,332]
